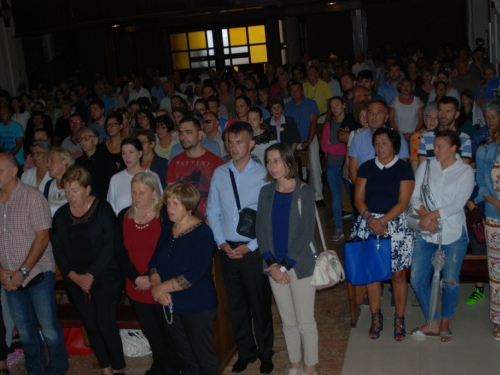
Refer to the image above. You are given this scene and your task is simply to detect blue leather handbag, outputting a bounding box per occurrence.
[344,218,392,286]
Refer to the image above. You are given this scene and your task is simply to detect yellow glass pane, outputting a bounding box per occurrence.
[229,27,247,46]
[170,33,187,51]
[172,52,190,70]
[250,44,268,63]
[188,31,207,50]
[248,25,266,44]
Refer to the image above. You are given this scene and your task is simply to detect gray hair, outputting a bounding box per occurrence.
[483,101,500,115]
[78,126,99,138]
[424,102,438,117]
[30,140,51,154]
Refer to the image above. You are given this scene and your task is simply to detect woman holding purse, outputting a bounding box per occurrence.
[473,125,500,339]
[256,143,318,375]
[353,128,415,341]
[410,130,474,342]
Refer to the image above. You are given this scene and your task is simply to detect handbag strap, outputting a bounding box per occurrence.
[296,183,325,256]
[423,158,431,186]
[229,169,241,211]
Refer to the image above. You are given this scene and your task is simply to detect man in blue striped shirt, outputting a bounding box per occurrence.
[418,97,472,166]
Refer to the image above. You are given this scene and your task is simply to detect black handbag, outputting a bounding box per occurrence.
[229,169,257,239]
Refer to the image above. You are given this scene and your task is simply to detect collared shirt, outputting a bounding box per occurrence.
[349,127,409,167]
[128,87,151,104]
[207,158,267,251]
[284,97,319,141]
[418,126,472,160]
[377,81,399,104]
[303,80,333,115]
[411,156,474,245]
[0,181,55,286]
[476,141,500,219]
[150,85,166,102]
[61,135,82,154]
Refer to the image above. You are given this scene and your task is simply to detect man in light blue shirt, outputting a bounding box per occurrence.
[349,100,409,183]
[207,122,274,373]
[377,63,402,105]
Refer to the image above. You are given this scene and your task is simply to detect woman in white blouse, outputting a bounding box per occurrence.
[107,138,162,214]
[409,130,474,342]
[389,78,424,142]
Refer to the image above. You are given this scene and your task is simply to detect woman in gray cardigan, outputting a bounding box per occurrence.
[256,143,318,375]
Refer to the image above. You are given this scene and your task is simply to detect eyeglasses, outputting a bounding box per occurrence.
[139,140,151,145]
[106,122,120,128]
[78,135,96,142]
[70,120,83,124]
[204,119,217,124]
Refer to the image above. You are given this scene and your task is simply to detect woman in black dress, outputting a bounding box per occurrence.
[51,166,125,375]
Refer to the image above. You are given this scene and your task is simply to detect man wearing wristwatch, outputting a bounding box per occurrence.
[0,152,68,375]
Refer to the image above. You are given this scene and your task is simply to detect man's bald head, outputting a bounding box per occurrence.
[0,152,18,169]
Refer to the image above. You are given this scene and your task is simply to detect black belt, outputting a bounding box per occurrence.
[226,241,249,249]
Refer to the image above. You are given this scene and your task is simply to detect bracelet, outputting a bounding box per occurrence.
[171,278,177,292]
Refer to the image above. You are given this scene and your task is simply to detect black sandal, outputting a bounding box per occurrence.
[394,314,406,341]
[369,310,383,339]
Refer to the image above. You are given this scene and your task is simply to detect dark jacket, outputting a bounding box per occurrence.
[256,178,317,279]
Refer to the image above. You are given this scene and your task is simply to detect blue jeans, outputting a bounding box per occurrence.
[6,272,68,375]
[326,164,343,230]
[410,228,468,321]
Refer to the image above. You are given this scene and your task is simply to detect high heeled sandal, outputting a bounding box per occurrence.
[394,314,406,341]
[369,310,384,339]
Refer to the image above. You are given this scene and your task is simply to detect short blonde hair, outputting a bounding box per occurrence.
[50,146,75,168]
[128,172,162,219]
[163,182,199,213]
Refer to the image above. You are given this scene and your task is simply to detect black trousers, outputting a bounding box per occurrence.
[66,281,126,370]
[219,247,274,360]
[166,309,218,375]
[0,298,9,362]
[129,298,181,375]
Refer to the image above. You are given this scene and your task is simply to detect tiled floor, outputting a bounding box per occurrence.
[341,284,500,375]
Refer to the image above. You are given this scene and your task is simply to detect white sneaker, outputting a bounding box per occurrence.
[287,367,303,375]
[331,229,344,242]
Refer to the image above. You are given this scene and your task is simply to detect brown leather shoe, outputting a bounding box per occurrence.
[493,324,500,340]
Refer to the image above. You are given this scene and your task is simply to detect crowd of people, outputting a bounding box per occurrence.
[0,39,499,374]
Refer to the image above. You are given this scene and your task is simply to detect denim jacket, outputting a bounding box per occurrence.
[475,142,500,220]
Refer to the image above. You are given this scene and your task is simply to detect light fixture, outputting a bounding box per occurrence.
[111,24,120,28]
[327,2,336,5]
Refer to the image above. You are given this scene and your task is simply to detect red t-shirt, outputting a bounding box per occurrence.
[166,150,223,220]
[123,216,161,304]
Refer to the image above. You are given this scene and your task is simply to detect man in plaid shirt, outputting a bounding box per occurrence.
[0,152,68,375]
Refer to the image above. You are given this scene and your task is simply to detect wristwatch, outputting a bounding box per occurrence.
[279,265,287,273]
[19,266,30,278]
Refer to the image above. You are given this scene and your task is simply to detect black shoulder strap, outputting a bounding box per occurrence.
[43,178,55,199]
[229,169,241,211]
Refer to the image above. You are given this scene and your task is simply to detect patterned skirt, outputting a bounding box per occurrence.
[485,217,500,324]
[350,213,414,272]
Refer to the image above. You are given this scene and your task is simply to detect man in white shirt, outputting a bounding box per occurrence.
[128,77,151,104]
